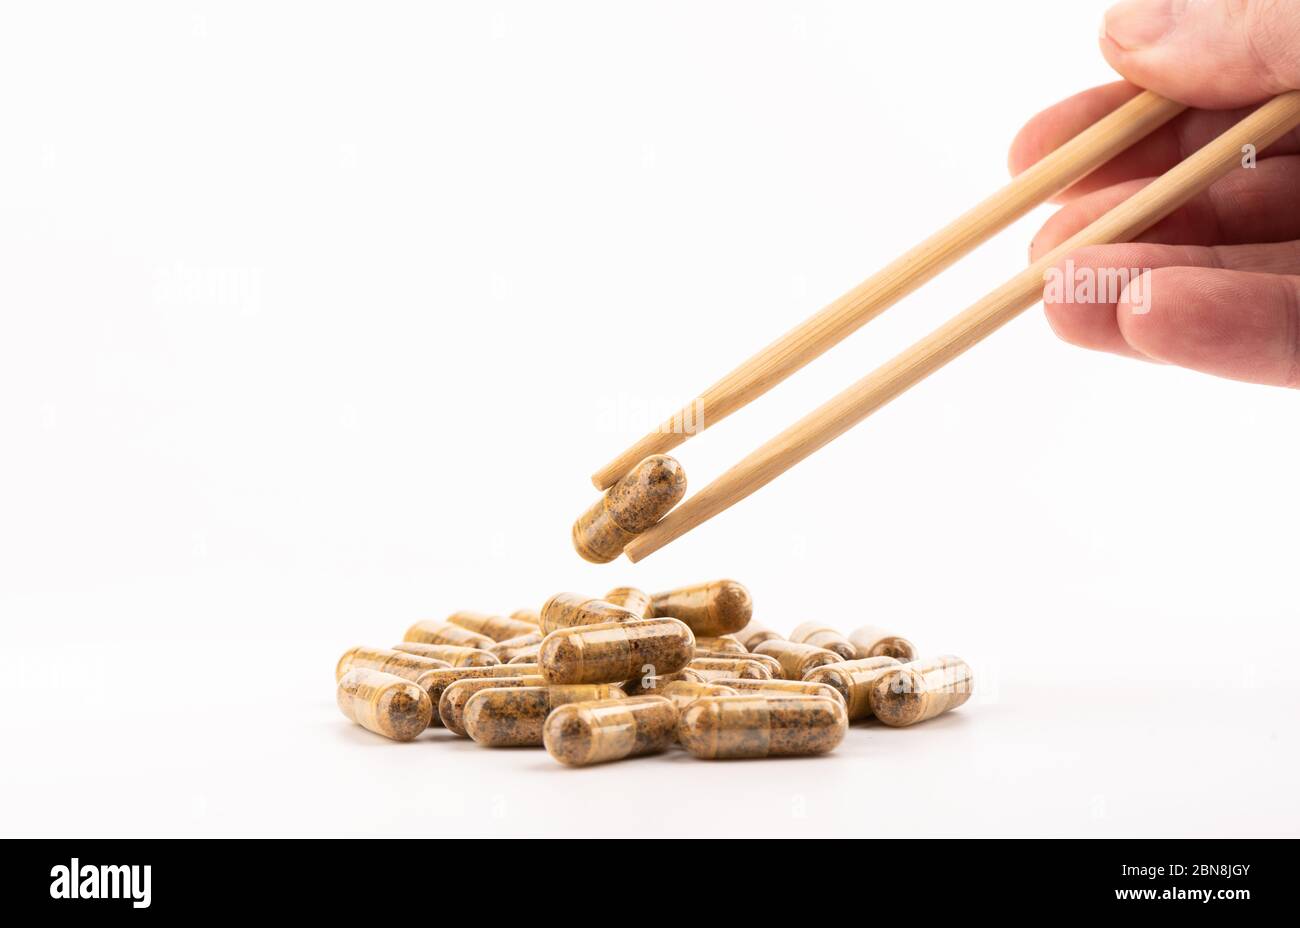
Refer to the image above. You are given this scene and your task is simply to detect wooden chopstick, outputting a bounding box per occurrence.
[625,91,1300,562]
[590,90,1186,490]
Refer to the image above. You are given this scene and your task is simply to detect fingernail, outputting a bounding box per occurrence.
[1102,0,1177,50]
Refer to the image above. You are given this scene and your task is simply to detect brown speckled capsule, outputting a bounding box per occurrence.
[789,623,858,660]
[464,685,628,747]
[660,679,738,711]
[540,618,695,685]
[507,647,542,664]
[650,579,752,636]
[803,656,902,720]
[573,455,687,563]
[734,619,782,652]
[438,674,546,736]
[678,695,847,759]
[392,641,500,667]
[490,632,544,662]
[335,646,451,682]
[712,677,846,706]
[849,625,919,662]
[694,635,746,654]
[543,696,678,766]
[694,649,782,676]
[337,668,433,741]
[622,667,704,696]
[510,608,541,626]
[870,656,973,727]
[604,586,654,618]
[540,593,640,634]
[446,610,539,642]
[688,657,773,680]
[414,664,540,726]
[402,620,497,652]
[753,639,844,679]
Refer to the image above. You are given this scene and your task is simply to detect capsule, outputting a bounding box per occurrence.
[490,631,544,662]
[540,593,640,633]
[446,610,539,642]
[604,586,654,618]
[337,668,433,741]
[335,646,451,682]
[789,623,857,660]
[734,619,782,652]
[413,663,541,726]
[622,667,705,696]
[507,647,542,664]
[649,579,752,636]
[511,608,541,626]
[688,657,773,680]
[753,639,844,679]
[464,685,628,747]
[694,635,746,654]
[870,656,973,727]
[539,618,695,685]
[678,694,846,759]
[438,674,546,735]
[544,696,678,766]
[694,649,782,676]
[660,680,738,711]
[573,455,687,563]
[711,677,846,706]
[392,641,499,667]
[402,620,496,652]
[849,625,918,662]
[803,656,903,720]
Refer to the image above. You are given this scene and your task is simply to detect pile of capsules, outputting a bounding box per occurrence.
[335,579,975,766]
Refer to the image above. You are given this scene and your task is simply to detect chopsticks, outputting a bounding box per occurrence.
[624,90,1300,562]
[591,89,1186,491]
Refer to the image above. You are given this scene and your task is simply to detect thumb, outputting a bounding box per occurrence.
[1101,0,1300,108]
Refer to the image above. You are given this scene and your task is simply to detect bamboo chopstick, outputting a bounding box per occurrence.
[590,90,1186,490]
[625,91,1300,562]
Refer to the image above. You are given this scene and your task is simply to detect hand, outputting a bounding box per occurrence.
[1009,0,1300,388]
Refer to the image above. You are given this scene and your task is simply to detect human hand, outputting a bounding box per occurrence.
[1010,0,1300,387]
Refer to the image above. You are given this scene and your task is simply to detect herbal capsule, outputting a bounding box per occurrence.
[803,657,903,720]
[392,642,499,667]
[335,646,451,682]
[789,623,857,661]
[402,620,496,652]
[540,593,640,633]
[694,649,782,676]
[870,656,973,727]
[660,680,738,711]
[447,610,539,642]
[711,677,846,706]
[337,668,432,741]
[539,618,695,685]
[753,639,844,679]
[438,674,546,736]
[414,664,541,726]
[490,632,544,662]
[734,619,782,652]
[688,657,772,680]
[650,579,751,636]
[604,586,654,618]
[622,667,704,696]
[572,455,687,563]
[677,695,847,759]
[849,625,918,662]
[508,647,542,664]
[464,685,628,747]
[511,608,541,626]
[694,635,746,654]
[544,696,678,766]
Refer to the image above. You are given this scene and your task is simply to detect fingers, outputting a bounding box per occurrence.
[1041,243,1300,387]
[1028,156,1300,261]
[1101,0,1300,109]
[1009,81,1300,203]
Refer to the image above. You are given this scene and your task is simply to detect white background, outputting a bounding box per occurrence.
[2,1,1296,838]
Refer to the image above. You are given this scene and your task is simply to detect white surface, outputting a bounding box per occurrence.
[1,1,1296,838]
